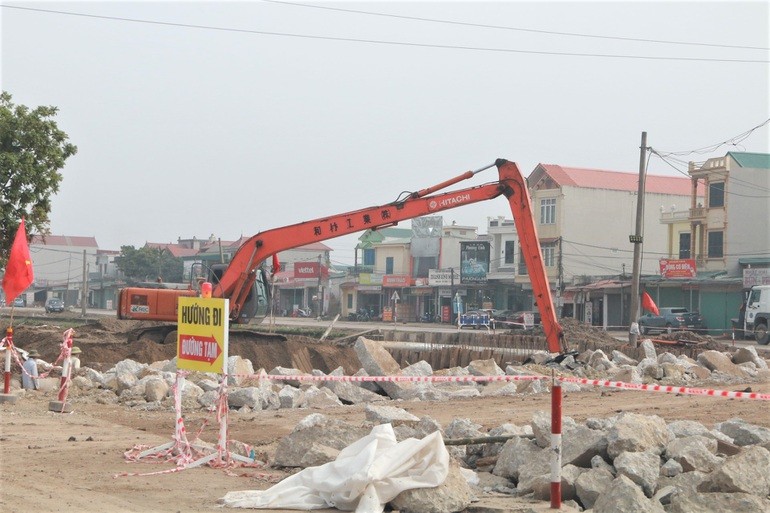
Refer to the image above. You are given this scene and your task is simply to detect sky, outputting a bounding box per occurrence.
[2,0,768,267]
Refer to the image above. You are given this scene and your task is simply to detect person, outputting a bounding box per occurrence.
[70,346,82,373]
[21,349,40,390]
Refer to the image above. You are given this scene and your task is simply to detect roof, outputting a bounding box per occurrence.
[144,242,199,258]
[728,152,770,169]
[533,164,699,196]
[31,235,99,247]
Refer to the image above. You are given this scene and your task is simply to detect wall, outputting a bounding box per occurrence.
[726,164,770,276]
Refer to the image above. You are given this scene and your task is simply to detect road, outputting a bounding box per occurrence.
[3,306,767,353]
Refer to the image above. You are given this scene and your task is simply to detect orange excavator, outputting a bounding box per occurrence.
[117,159,565,353]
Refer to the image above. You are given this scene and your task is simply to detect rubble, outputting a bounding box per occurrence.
[7,318,770,511]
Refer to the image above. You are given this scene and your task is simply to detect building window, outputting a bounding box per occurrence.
[504,240,516,265]
[708,182,725,208]
[540,198,556,225]
[707,231,723,258]
[362,248,375,266]
[541,242,556,267]
[385,256,394,274]
[347,293,353,309]
[678,232,691,259]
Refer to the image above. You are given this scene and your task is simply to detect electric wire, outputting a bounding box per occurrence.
[2,4,768,63]
[263,0,770,51]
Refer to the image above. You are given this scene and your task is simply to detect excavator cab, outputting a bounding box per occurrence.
[209,264,270,324]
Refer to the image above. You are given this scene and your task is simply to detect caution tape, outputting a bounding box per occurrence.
[558,376,770,400]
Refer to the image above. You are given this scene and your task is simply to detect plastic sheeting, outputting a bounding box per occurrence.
[221,423,449,512]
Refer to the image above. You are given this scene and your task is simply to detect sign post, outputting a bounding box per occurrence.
[391,291,400,324]
[135,291,251,467]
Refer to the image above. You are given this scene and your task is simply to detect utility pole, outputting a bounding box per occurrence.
[81,250,88,317]
[629,132,648,347]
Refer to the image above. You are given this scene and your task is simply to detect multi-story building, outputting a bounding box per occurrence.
[524,164,701,327]
[647,152,770,332]
[687,152,770,277]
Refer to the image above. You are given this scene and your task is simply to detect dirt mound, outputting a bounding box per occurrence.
[6,321,362,375]
[559,317,625,346]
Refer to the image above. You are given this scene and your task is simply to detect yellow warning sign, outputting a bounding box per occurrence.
[176,297,229,373]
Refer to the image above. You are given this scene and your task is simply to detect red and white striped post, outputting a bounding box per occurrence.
[3,327,14,394]
[550,372,562,509]
[49,329,74,412]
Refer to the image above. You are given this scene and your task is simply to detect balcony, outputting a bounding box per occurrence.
[689,206,706,222]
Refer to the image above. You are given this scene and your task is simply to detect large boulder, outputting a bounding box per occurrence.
[613,450,660,497]
[699,446,770,496]
[592,475,665,513]
[668,492,770,513]
[389,459,472,513]
[575,468,614,509]
[715,418,770,447]
[607,412,671,458]
[273,414,369,468]
[664,436,721,473]
[354,337,416,400]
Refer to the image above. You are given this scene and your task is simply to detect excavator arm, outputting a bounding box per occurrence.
[215,158,564,353]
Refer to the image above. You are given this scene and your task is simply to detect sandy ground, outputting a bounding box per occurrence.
[2,378,769,513]
[2,319,769,512]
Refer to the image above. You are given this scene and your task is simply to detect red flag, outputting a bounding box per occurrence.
[2,218,35,303]
[271,253,281,273]
[641,291,659,316]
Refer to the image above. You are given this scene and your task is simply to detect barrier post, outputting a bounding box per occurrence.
[3,327,12,393]
[550,372,562,509]
[49,329,74,413]
[0,327,18,404]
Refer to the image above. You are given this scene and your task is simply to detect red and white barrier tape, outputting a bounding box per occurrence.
[252,372,546,384]
[558,376,770,400]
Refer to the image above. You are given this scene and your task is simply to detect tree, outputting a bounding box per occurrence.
[115,245,184,284]
[0,91,77,267]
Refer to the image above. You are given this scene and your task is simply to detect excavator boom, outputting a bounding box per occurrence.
[118,159,564,353]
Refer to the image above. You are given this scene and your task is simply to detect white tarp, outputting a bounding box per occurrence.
[221,423,449,512]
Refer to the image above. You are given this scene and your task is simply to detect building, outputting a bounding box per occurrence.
[644,152,770,333]
[27,235,101,307]
[526,164,702,328]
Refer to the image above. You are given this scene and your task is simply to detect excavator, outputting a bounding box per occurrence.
[117,158,565,353]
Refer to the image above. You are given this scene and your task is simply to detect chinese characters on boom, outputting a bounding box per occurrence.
[312,209,394,237]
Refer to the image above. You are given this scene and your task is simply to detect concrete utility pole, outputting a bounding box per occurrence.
[629,132,648,347]
[81,250,88,317]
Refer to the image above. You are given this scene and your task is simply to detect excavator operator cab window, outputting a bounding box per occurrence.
[131,294,148,305]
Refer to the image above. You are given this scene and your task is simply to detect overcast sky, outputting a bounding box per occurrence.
[2,1,768,266]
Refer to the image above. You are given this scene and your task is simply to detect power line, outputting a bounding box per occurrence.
[653,119,770,157]
[264,0,770,51]
[2,4,768,64]
[650,150,770,198]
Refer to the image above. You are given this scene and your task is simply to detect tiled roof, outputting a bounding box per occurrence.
[31,235,98,247]
[145,242,199,258]
[535,164,699,196]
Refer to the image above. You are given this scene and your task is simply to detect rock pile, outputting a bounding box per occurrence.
[59,337,768,408]
[267,405,770,512]
[31,336,770,512]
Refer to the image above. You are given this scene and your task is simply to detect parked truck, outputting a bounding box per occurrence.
[740,285,770,345]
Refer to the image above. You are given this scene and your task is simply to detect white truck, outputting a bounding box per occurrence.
[741,285,770,345]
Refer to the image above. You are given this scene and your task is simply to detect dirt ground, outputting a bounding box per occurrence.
[1,319,769,513]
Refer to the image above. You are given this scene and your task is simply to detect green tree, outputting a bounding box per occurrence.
[115,245,184,283]
[0,91,77,266]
